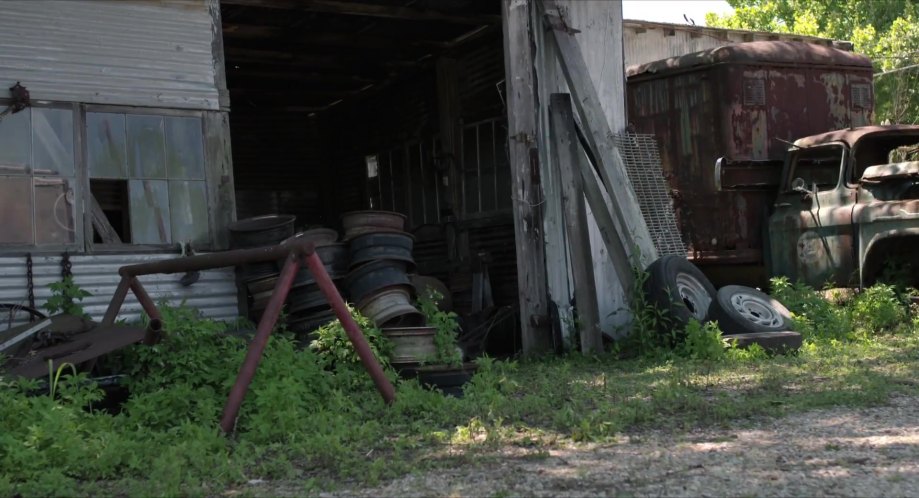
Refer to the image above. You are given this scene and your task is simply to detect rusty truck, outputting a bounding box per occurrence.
[626,41,919,289]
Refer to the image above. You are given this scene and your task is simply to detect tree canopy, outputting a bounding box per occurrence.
[706,0,919,123]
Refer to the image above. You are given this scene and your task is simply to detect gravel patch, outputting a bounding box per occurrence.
[309,395,919,497]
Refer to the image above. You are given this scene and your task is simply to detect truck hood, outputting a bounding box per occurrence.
[854,199,919,224]
[861,161,919,182]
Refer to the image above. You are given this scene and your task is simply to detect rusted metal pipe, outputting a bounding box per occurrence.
[130,278,161,321]
[119,240,316,277]
[101,276,132,326]
[305,251,396,405]
[144,318,163,346]
[219,252,301,434]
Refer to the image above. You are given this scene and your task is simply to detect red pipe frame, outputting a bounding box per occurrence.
[102,240,397,434]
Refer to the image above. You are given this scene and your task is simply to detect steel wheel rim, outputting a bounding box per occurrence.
[675,273,710,320]
[729,292,782,328]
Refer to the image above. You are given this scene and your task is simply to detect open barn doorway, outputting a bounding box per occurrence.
[220,0,523,356]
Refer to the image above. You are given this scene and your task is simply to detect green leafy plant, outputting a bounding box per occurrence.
[309,305,392,370]
[851,284,908,332]
[677,319,728,361]
[770,276,851,340]
[621,265,674,357]
[43,276,91,317]
[47,361,77,400]
[417,289,463,367]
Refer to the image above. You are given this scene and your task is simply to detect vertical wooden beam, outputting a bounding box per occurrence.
[502,0,552,353]
[549,94,602,353]
[541,0,657,268]
[74,102,92,252]
[436,57,468,263]
[208,0,231,111]
[204,111,236,250]
[436,57,463,220]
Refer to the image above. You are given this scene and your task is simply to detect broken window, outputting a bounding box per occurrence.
[0,107,77,246]
[87,112,209,246]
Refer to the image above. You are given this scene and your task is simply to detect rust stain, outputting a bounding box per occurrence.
[627,41,874,269]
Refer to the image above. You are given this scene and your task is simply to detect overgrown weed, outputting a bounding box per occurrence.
[1,278,917,495]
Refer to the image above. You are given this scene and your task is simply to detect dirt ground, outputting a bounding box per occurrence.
[301,394,919,497]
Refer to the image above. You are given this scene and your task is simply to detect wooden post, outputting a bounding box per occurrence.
[541,0,657,268]
[435,57,469,264]
[203,111,236,250]
[550,94,602,353]
[502,0,552,353]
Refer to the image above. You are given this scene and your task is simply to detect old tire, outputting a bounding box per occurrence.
[709,285,792,334]
[643,255,716,331]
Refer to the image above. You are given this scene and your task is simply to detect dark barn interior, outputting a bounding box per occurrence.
[220,0,521,353]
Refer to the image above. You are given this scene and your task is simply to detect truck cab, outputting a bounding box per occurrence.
[768,125,919,288]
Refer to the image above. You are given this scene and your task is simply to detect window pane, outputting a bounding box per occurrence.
[129,179,171,244]
[32,108,74,176]
[0,176,33,244]
[87,112,127,178]
[165,116,205,179]
[0,109,31,173]
[34,176,76,244]
[169,180,209,245]
[791,147,842,191]
[127,115,166,178]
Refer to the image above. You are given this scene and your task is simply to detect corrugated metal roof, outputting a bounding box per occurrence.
[623,19,853,69]
[0,0,220,110]
[0,252,238,331]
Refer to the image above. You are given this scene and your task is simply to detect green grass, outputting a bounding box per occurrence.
[2,283,918,497]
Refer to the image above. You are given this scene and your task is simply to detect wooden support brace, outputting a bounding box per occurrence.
[549,93,603,353]
[541,0,658,268]
[90,193,121,244]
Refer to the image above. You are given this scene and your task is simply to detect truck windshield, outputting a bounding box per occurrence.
[786,144,844,192]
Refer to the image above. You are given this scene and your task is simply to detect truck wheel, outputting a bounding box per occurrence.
[709,285,792,334]
[643,255,716,331]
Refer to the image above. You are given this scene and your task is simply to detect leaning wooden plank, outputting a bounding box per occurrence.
[550,93,603,353]
[502,0,553,353]
[575,127,636,300]
[0,318,51,355]
[541,0,657,268]
[90,193,122,244]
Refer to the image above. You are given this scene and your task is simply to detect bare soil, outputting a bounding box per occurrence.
[304,394,919,497]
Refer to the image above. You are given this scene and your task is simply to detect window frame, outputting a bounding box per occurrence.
[82,104,211,254]
[0,99,84,253]
[783,142,847,193]
[0,100,213,254]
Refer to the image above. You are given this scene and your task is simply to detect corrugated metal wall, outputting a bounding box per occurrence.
[623,20,847,68]
[0,252,238,331]
[0,0,220,110]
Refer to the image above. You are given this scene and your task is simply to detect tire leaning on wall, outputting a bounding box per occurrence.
[642,255,717,335]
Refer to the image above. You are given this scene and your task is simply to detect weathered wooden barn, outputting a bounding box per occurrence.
[0,0,641,352]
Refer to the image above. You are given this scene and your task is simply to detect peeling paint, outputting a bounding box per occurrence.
[628,42,874,276]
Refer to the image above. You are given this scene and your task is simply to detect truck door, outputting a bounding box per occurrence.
[767,143,854,286]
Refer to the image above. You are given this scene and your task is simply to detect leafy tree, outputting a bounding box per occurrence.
[706,0,919,124]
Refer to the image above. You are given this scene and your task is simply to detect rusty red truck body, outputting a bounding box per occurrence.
[626,41,919,288]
